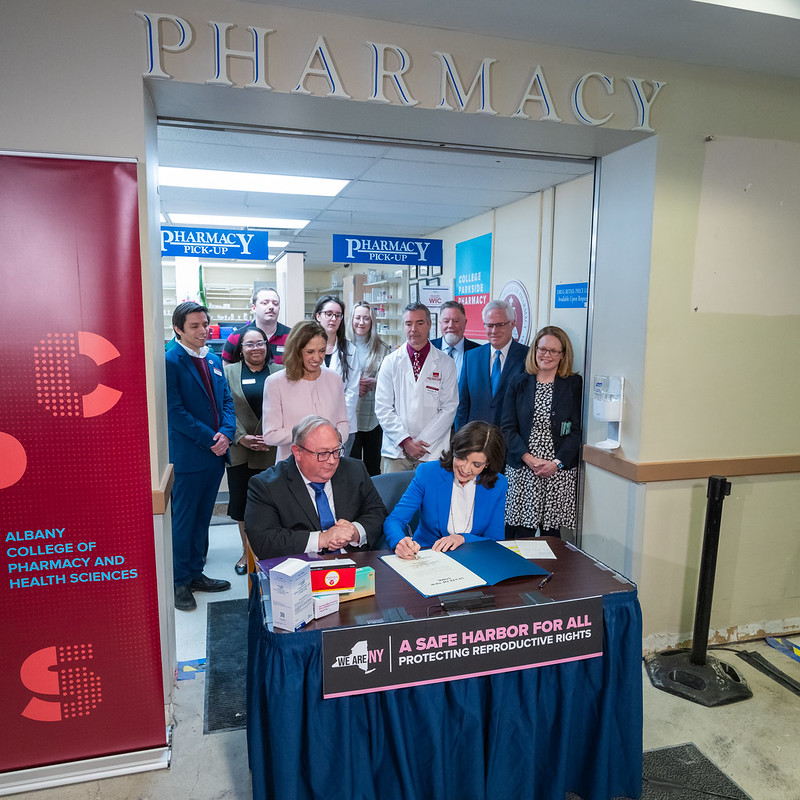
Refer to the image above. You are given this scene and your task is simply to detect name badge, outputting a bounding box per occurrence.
[213,367,223,376]
[242,378,256,385]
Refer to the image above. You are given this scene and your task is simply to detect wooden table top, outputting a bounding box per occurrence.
[266,539,635,633]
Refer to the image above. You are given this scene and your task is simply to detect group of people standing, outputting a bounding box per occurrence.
[165,286,582,611]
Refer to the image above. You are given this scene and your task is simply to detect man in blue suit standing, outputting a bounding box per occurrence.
[455,299,528,430]
[430,300,480,383]
[166,302,236,611]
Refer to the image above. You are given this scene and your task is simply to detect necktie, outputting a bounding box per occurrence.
[309,482,335,530]
[411,349,422,380]
[445,346,454,358]
[491,350,502,396]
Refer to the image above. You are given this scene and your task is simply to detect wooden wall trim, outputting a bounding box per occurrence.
[152,464,174,515]
[582,445,800,483]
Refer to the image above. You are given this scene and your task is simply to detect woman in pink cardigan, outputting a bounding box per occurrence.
[262,320,349,462]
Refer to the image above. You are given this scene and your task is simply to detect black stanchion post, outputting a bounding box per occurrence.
[644,475,752,707]
[690,475,730,666]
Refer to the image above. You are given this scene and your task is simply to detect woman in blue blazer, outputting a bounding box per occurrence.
[384,422,507,559]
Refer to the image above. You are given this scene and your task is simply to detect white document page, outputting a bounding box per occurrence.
[498,539,556,559]
[380,550,486,597]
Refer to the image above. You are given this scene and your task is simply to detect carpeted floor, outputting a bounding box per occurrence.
[204,598,248,733]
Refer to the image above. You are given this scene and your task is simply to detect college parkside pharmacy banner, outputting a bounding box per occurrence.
[0,155,165,773]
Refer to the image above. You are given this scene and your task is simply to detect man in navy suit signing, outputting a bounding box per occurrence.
[166,302,236,611]
[430,300,480,383]
[455,299,528,430]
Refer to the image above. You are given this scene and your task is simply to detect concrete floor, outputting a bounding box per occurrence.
[7,522,800,800]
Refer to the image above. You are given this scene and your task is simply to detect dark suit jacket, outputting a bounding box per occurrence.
[455,340,528,430]
[430,336,481,353]
[245,456,388,558]
[501,372,583,470]
[165,345,236,473]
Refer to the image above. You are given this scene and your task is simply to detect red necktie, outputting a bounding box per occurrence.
[411,349,422,380]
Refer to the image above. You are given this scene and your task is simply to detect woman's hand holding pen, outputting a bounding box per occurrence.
[395,536,421,560]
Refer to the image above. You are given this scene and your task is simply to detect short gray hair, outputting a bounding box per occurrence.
[403,302,431,324]
[482,299,515,323]
[292,415,341,448]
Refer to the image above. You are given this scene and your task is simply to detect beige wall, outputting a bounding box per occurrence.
[2,0,798,644]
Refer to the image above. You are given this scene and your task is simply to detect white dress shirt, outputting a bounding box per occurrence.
[297,472,367,553]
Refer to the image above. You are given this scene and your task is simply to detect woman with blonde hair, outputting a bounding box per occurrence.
[347,301,390,475]
[262,320,348,462]
[501,326,582,539]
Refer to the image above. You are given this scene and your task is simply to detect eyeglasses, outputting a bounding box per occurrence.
[297,445,345,462]
[484,321,511,330]
[320,311,343,320]
[536,347,563,357]
[242,341,267,349]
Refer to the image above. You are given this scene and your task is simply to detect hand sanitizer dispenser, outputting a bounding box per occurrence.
[593,375,624,450]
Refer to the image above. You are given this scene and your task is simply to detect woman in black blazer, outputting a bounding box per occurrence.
[501,326,582,538]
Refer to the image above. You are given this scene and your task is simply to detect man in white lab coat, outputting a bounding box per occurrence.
[375,303,459,473]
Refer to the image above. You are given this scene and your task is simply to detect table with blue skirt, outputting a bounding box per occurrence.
[247,540,643,800]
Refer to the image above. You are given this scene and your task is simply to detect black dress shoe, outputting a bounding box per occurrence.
[190,574,231,592]
[235,563,248,576]
[174,584,196,611]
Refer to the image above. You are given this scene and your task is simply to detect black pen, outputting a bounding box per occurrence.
[538,573,553,590]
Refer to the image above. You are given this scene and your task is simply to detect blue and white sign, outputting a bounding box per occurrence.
[161,226,269,260]
[333,235,442,266]
[554,282,589,309]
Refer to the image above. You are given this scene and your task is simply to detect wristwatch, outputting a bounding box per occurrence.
[553,459,564,470]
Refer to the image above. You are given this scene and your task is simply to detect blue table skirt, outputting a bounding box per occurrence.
[247,588,642,800]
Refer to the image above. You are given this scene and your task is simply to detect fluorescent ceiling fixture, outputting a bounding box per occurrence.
[269,241,289,249]
[168,213,310,230]
[691,0,800,18]
[159,166,349,196]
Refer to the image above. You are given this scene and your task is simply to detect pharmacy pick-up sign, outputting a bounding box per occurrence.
[161,226,269,260]
[333,234,442,266]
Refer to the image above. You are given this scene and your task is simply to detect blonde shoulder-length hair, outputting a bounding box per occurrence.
[524,325,576,378]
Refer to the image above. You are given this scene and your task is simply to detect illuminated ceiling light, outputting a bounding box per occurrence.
[268,241,289,249]
[690,0,800,18]
[159,166,349,196]
[168,213,310,230]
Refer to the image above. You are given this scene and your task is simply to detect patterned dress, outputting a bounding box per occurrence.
[505,381,577,529]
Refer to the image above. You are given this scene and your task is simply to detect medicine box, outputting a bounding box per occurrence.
[269,557,313,632]
[309,558,357,594]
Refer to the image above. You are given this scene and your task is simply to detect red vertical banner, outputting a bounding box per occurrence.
[0,155,165,773]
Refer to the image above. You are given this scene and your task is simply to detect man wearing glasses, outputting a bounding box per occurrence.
[454,299,528,430]
[244,415,387,558]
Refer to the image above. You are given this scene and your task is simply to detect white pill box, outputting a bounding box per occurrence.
[312,593,340,619]
[269,557,313,632]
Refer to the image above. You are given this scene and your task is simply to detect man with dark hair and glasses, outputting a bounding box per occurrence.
[245,415,387,558]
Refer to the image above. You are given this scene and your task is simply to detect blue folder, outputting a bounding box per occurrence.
[446,539,549,586]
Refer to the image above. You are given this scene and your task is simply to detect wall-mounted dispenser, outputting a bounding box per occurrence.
[592,375,624,451]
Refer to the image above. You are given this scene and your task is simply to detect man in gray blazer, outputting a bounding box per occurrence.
[245,416,387,558]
